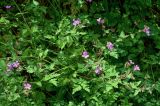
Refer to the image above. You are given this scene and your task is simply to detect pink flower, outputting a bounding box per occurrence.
[12,61,20,68]
[24,82,32,90]
[86,0,92,2]
[107,42,114,51]
[82,51,89,58]
[133,65,140,71]
[7,61,20,71]
[72,18,81,26]
[143,25,150,36]
[97,18,104,24]
[95,66,102,75]
[7,63,14,70]
[5,5,11,9]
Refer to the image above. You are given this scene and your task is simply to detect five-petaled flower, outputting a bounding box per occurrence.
[107,42,114,51]
[97,18,104,24]
[133,65,140,71]
[72,18,81,26]
[95,66,102,75]
[24,82,32,90]
[82,51,89,58]
[143,25,150,36]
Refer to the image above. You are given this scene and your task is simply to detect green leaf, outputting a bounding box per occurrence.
[109,51,118,59]
[105,84,113,92]
[134,89,141,96]
[39,52,43,58]
[43,73,60,81]
[36,81,42,87]
[158,0,160,8]
[72,85,82,94]
[0,17,9,24]
[105,66,118,78]
[119,31,126,38]
[26,66,36,73]
[33,0,39,6]
[49,79,57,86]
[83,87,90,93]
[8,93,20,101]
[68,101,75,106]
[155,81,160,93]
[0,60,6,71]
[57,39,67,49]
[31,26,38,33]
[43,74,54,81]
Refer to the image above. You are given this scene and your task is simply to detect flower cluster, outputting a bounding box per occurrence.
[7,61,20,71]
[72,17,105,26]
[125,60,140,71]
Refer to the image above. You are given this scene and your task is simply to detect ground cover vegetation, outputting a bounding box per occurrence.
[0,0,160,105]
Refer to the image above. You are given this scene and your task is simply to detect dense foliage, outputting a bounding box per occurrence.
[0,0,160,105]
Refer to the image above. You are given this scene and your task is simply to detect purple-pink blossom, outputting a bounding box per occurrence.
[7,61,20,71]
[12,61,20,68]
[72,18,81,26]
[95,66,102,75]
[7,64,14,70]
[133,65,140,71]
[86,0,92,2]
[82,51,89,58]
[143,25,150,36]
[24,82,32,90]
[4,5,11,9]
[97,18,104,24]
[107,42,114,51]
